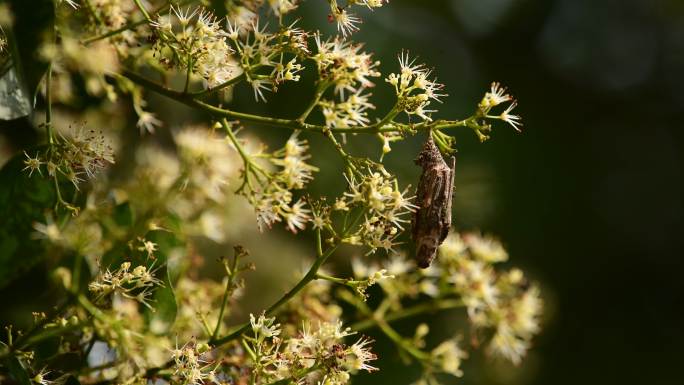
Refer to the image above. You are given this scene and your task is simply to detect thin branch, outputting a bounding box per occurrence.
[298,81,331,123]
[350,298,465,332]
[208,242,341,346]
[118,70,472,135]
[132,0,153,22]
[191,73,247,97]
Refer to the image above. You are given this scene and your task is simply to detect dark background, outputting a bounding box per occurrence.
[341,0,683,384]
[1,0,682,384]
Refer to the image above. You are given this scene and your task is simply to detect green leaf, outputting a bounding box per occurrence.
[0,150,73,288]
[112,201,134,228]
[147,267,178,334]
[3,355,31,385]
[3,0,54,103]
[144,228,184,334]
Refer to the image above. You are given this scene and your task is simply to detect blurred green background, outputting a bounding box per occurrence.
[1,0,682,384]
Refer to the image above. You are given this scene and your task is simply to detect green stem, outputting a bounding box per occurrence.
[375,103,401,129]
[375,317,430,360]
[212,254,238,340]
[45,62,54,145]
[83,0,104,25]
[183,56,193,93]
[347,297,430,361]
[209,242,340,346]
[315,272,360,286]
[119,70,471,135]
[132,0,153,22]
[350,298,464,332]
[222,119,252,164]
[192,73,246,97]
[7,300,72,352]
[77,294,108,323]
[298,81,330,123]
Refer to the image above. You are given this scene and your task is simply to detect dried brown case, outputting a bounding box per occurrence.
[412,136,455,268]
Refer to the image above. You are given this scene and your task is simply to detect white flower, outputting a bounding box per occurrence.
[268,0,299,16]
[60,0,79,9]
[32,368,53,385]
[250,313,281,338]
[320,90,375,128]
[439,232,467,260]
[171,6,199,26]
[335,9,361,37]
[358,0,386,9]
[283,199,311,233]
[482,82,511,107]
[136,111,162,134]
[273,57,303,84]
[342,337,378,372]
[499,101,522,132]
[32,214,61,242]
[23,151,43,177]
[509,286,542,339]
[313,34,380,97]
[432,339,467,377]
[255,195,281,231]
[386,51,446,121]
[463,232,508,263]
[488,324,529,365]
[250,78,272,102]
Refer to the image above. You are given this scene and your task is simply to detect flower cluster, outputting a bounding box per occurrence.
[325,0,388,37]
[313,35,380,97]
[226,18,306,101]
[90,0,133,32]
[470,82,522,141]
[245,314,378,384]
[481,82,522,131]
[88,261,163,309]
[430,338,468,378]
[1,2,543,385]
[170,341,215,385]
[343,230,542,381]
[236,132,318,233]
[268,0,300,17]
[319,90,375,129]
[386,51,446,122]
[23,126,115,211]
[174,277,230,339]
[152,6,239,88]
[334,164,416,254]
[175,126,239,204]
[439,231,542,365]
